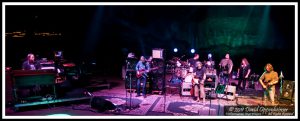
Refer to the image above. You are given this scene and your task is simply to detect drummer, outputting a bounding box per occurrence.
[188,54,199,68]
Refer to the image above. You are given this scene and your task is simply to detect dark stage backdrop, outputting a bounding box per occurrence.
[5,5,295,80]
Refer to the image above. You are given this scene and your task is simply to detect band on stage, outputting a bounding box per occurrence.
[15,51,280,105]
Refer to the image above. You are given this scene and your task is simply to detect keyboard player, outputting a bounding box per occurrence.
[22,53,41,70]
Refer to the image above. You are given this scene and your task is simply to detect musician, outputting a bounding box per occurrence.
[193,61,206,105]
[188,54,199,68]
[237,58,251,91]
[20,53,42,98]
[22,53,41,70]
[135,56,150,98]
[259,63,278,105]
[205,53,216,75]
[219,53,233,85]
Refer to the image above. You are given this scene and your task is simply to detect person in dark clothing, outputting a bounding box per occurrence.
[22,53,41,70]
[218,53,233,85]
[237,58,251,91]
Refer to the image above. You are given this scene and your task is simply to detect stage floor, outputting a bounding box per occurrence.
[5,76,295,117]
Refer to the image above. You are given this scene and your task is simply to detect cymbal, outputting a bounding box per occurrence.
[172,57,180,60]
[168,60,176,64]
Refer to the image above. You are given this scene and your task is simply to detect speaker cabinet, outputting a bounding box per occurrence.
[280,80,295,101]
[151,58,165,92]
[152,49,164,59]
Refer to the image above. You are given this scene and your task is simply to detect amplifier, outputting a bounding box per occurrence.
[181,82,192,96]
[152,49,164,59]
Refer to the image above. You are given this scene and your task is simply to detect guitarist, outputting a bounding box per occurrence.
[135,56,150,98]
[192,61,206,105]
[259,63,279,105]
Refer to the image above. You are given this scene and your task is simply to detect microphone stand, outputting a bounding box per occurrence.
[278,71,284,101]
[125,61,133,110]
[129,73,132,109]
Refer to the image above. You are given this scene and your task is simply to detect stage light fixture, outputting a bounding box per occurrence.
[191,49,195,53]
[173,48,178,52]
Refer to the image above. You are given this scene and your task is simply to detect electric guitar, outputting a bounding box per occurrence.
[136,67,159,78]
[192,78,200,85]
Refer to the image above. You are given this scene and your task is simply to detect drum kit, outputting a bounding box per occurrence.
[167,56,192,84]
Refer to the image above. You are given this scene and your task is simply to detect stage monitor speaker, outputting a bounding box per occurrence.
[125,71,137,89]
[91,96,116,112]
[280,80,295,101]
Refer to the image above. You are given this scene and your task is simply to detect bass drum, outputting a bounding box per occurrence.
[183,73,193,83]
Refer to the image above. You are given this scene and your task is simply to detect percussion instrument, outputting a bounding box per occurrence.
[183,73,193,83]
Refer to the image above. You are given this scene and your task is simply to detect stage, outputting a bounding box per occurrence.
[5,76,295,117]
